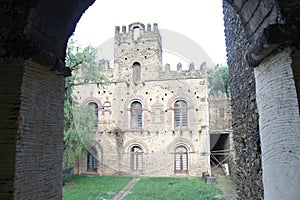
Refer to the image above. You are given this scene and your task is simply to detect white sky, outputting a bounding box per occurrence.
[73,0,227,66]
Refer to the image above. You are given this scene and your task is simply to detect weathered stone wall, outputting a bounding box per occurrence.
[223,1,263,199]
[208,95,231,133]
[74,75,209,177]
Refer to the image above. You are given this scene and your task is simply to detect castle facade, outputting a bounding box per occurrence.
[73,22,228,177]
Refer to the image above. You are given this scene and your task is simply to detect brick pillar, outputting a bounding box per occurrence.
[254,48,300,200]
[0,58,65,199]
[0,59,23,199]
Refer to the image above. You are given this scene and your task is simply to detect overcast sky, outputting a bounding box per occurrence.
[73,0,227,66]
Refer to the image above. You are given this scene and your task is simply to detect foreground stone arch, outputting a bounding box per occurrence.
[0,1,95,199]
[223,1,300,199]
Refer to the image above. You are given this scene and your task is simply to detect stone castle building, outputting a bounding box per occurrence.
[2,1,299,199]
[73,22,231,177]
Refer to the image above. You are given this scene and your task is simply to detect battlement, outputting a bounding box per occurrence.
[159,62,207,79]
[101,60,207,82]
[115,22,159,34]
[164,62,206,72]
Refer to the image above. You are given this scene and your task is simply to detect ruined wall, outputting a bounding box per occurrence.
[223,1,263,199]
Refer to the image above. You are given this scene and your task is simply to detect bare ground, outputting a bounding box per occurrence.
[215,175,238,200]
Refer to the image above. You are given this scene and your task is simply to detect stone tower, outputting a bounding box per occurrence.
[114,22,162,82]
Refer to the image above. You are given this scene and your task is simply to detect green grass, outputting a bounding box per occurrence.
[63,175,132,200]
[124,177,224,200]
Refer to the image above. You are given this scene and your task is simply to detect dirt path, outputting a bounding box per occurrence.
[215,175,238,200]
[112,178,139,200]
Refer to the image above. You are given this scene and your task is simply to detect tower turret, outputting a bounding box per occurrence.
[114,22,162,82]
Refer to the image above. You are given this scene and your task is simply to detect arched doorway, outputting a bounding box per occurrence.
[130,146,143,172]
[174,146,188,174]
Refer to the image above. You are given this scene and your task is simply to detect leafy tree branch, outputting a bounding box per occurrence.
[207,64,230,97]
[63,37,107,169]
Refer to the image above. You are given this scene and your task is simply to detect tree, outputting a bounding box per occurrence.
[207,64,230,97]
[65,38,108,85]
[63,37,107,169]
[63,105,96,169]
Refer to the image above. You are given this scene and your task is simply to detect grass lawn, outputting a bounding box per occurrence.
[63,175,132,200]
[124,177,224,200]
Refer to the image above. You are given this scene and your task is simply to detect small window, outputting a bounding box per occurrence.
[88,102,98,128]
[132,62,141,82]
[174,100,187,129]
[174,146,188,174]
[131,146,143,171]
[87,152,98,172]
[130,101,142,129]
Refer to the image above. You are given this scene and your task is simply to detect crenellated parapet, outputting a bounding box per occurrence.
[115,22,159,34]
[159,62,207,79]
[114,22,161,49]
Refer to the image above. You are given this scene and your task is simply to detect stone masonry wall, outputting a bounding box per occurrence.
[73,75,209,177]
[14,60,65,199]
[223,1,263,199]
[0,59,23,199]
[208,95,231,133]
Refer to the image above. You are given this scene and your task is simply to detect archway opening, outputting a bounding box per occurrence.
[210,133,230,175]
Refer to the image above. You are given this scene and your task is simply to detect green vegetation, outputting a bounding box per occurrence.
[207,64,230,97]
[63,105,96,169]
[63,175,132,200]
[124,177,224,200]
[63,176,225,200]
[63,37,108,169]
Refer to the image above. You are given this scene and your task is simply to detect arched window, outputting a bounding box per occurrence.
[87,151,98,172]
[174,100,187,128]
[130,101,142,129]
[133,27,140,40]
[131,146,143,171]
[174,146,188,174]
[88,102,98,128]
[132,62,141,82]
